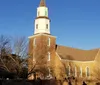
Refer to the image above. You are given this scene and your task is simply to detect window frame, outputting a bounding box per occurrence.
[33,53,35,61]
[86,67,89,77]
[34,38,36,46]
[48,38,50,46]
[46,24,48,29]
[66,65,70,76]
[36,24,38,29]
[74,66,77,77]
[48,52,50,61]
[80,67,82,77]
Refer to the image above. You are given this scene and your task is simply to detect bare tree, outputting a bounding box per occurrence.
[0,35,11,56]
[0,35,29,78]
[28,37,50,79]
[28,51,49,79]
[11,36,29,77]
[0,35,12,71]
[13,36,28,58]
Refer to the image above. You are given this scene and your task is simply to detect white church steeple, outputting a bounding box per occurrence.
[34,0,50,34]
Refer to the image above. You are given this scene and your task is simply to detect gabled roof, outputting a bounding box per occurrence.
[56,45,99,61]
[39,0,46,7]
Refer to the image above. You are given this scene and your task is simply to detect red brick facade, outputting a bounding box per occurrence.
[28,34,56,79]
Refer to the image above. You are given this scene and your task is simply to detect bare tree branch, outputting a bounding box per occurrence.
[13,36,28,58]
[0,35,12,71]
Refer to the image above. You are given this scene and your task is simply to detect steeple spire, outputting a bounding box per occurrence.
[39,0,46,7]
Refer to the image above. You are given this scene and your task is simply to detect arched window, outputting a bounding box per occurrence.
[48,38,50,46]
[36,24,38,29]
[48,52,50,61]
[86,67,89,77]
[74,66,77,77]
[66,65,70,76]
[80,67,82,77]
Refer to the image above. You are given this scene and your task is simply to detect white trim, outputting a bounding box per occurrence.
[61,59,94,63]
[48,52,50,61]
[28,34,56,38]
[47,38,50,47]
[34,38,36,46]
[56,52,61,60]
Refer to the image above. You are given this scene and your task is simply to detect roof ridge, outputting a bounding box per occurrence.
[57,45,87,51]
[57,44,100,51]
[94,49,100,60]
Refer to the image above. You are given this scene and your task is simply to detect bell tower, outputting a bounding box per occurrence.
[34,0,50,34]
[28,0,56,80]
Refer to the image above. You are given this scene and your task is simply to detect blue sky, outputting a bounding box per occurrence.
[0,0,100,50]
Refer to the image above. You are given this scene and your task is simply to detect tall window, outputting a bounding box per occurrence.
[36,24,38,29]
[86,67,89,77]
[48,38,50,46]
[66,65,70,76]
[74,67,77,77]
[33,53,35,61]
[48,52,50,61]
[80,67,82,77]
[34,38,36,46]
[46,24,48,29]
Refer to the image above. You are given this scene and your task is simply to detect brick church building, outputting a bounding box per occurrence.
[28,0,100,80]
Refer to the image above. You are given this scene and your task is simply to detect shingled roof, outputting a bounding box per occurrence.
[56,45,99,61]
